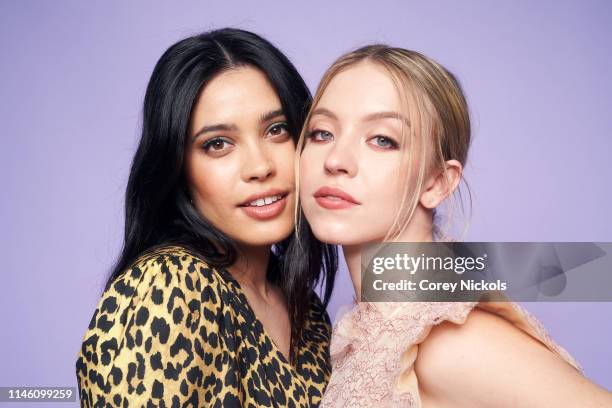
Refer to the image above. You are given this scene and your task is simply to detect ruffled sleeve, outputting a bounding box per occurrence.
[394,301,582,407]
[324,302,476,407]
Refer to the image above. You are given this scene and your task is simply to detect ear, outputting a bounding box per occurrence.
[419,160,463,209]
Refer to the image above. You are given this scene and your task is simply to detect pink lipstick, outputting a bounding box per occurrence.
[313,186,360,210]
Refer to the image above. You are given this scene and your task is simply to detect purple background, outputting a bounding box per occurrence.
[1,0,610,403]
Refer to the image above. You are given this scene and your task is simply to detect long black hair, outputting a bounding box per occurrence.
[105,28,337,360]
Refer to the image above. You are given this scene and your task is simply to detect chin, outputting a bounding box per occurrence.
[233,222,293,247]
[308,220,367,246]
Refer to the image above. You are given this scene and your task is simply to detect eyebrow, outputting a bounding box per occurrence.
[259,109,285,124]
[363,111,410,126]
[310,108,410,126]
[191,123,237,142]
[191,108,285,142]
[310,107,338,121]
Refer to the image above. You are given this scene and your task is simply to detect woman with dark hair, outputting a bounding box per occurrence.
[76,28,337,407]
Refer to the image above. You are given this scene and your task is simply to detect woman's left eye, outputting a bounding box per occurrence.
[369,135,399,150]
[266,122,290,138]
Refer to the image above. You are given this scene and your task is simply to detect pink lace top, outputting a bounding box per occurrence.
[320,301,581,407]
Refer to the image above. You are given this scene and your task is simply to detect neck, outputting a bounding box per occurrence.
[227,245,271,298]
[396,207,435,243]
[344,218,435,303]
[342,244,362,301]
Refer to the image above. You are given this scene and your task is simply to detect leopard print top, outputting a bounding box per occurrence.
[76,245,332,407]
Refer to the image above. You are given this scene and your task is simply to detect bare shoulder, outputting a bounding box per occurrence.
[414,309,531,394]
[416,308,544,370]
[414,309,611,408]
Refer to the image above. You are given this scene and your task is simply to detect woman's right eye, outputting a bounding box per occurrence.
[306,129,334,143]
[201,137,234,154]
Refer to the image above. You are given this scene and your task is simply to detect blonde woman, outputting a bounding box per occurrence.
[297,45,612,407]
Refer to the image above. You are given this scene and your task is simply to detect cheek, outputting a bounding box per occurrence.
[298,156,310,191]
[273,142,296,183]
[299,147,322,191]
[361,153,405,215]
[186,154,235,216]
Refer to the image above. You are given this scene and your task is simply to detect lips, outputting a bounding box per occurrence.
[313,186,360,210]
[238,188,289,207]
[238,188,290,220]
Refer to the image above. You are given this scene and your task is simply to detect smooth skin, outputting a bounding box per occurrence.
[300,61,612,407]
[186,66,294,360]
[417,309,612,407]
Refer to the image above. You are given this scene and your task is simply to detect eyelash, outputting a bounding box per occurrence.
[306,129,333,142]
[266,122,290,138]
[306,129,399,150]
[368,135,399,150]
[201,137,233,152]
[200,122,290,153]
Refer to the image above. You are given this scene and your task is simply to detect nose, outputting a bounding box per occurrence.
[323,133,358,177]
[241,140,276,182]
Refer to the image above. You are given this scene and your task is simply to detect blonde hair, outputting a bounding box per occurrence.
[296,44,472,242]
